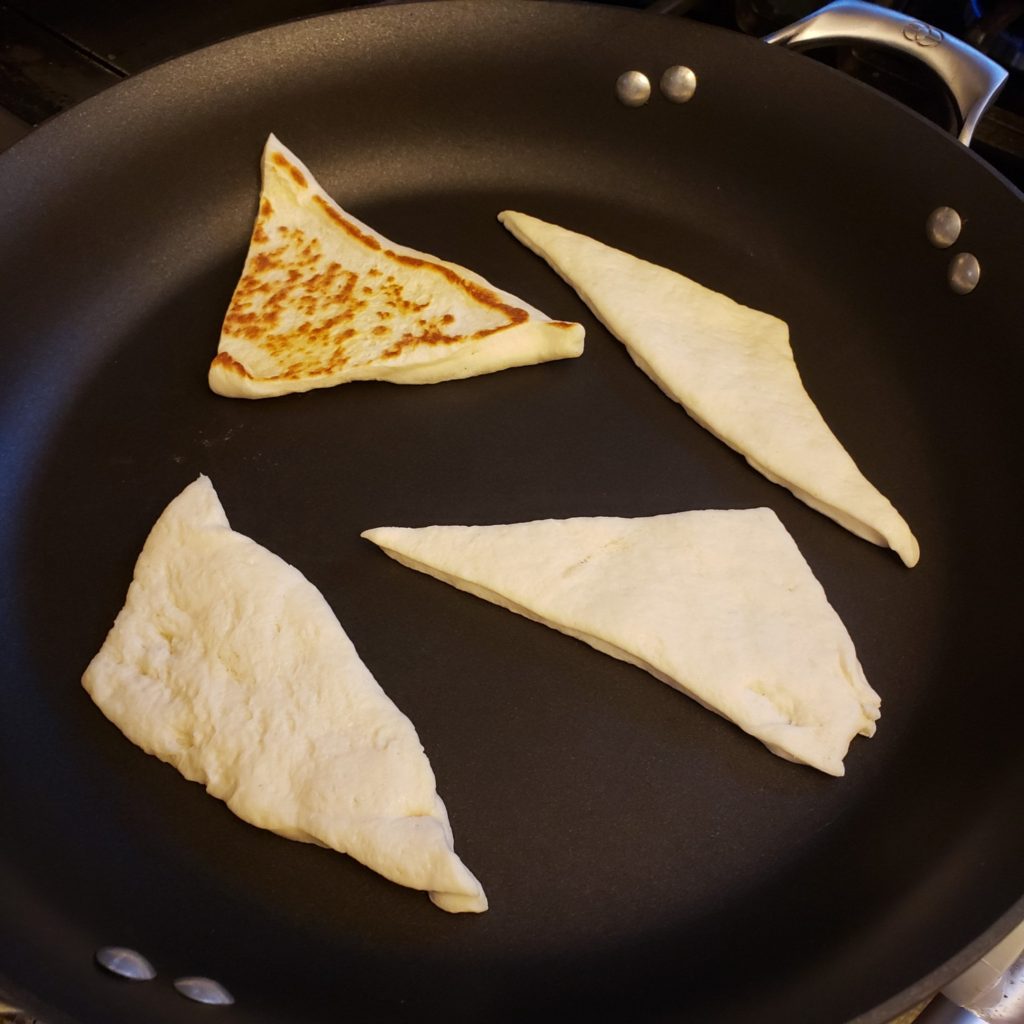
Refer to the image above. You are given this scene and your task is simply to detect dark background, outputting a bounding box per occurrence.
[1,0,1023,185]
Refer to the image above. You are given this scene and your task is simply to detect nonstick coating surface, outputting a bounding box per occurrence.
[1,3,1022,1023]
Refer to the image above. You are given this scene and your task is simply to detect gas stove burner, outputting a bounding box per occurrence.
[713,0,1024,184]
[0,0,1022,188]
[965,0,1024,71]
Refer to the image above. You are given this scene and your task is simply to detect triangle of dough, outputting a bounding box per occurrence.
[208,137,583,398]
[364,509,880,777]
[499,210,919,568]
[83,476,486,913]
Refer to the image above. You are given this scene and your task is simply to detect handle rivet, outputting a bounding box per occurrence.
[174,976,235,1005]
[616,70,651,107]
[948,252,980,294]
[926,206,962,247]
[661,65,698,102]
[95,946,157,981]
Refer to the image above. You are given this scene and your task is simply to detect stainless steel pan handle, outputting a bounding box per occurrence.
[763,0,1008,146]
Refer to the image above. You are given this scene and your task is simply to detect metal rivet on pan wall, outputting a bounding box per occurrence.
[948,252,981,294]
[616,70,651,107]
[95,946,157,981]
[174,976,235,1005]
[926,206,962,248]
[660,65,697,102]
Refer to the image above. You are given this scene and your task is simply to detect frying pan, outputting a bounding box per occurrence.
[1,2,1022,1022]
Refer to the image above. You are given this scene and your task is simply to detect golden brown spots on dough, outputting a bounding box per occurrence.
[377,274,429,316]
[251,199,274,245]
[215,187,538,385]
[271,151,308,189]
[210,352,252,377]
[312,195,382,251]
[250,252,271,275]
[384,249,528,326]
[381,326,457,359]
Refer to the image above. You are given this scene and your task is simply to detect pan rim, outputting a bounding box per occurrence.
[1,3,1022,1023]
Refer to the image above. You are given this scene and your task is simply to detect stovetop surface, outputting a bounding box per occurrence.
[2,0,1024,187]
[1,0,1023,188]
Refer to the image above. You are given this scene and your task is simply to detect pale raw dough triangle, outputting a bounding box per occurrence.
[208,137,583,398]
[364,509,880,776]
[83,476,486,913]
[499,210,919,568]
